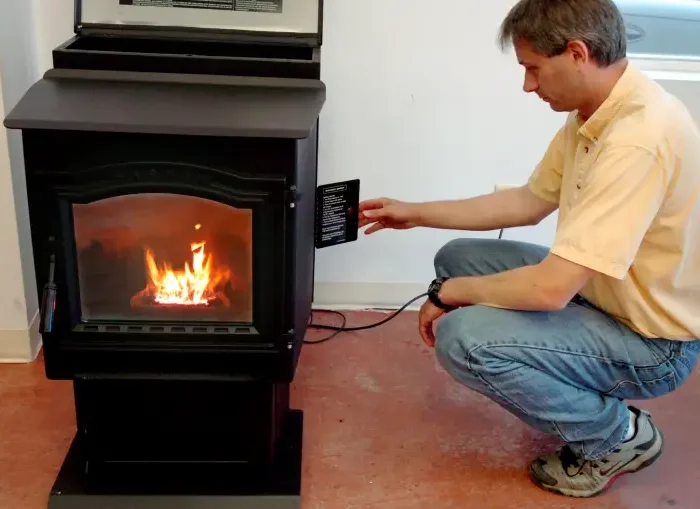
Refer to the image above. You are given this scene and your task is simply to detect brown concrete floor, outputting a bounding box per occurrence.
[1,310,698,508]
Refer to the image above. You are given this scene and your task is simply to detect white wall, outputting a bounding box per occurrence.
[657,77,700,120]
[31,0,75,74]
[0,0,44,360]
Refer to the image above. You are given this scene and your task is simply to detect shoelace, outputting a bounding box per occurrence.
[560,445,586,477]
[560,445,620,478]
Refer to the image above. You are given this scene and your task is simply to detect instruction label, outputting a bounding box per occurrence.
[235,0,282,13]
[315,180,360,249]
[119,0,283,13]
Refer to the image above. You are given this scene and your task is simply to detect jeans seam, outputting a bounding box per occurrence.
[680,342,697,360]
[673,342,698,372]
[465,343,575,444]
[679,354,694,372]
[466,344,529,416]
[603,371,676,397]
[587,443,622,461]
[473,342,671,370]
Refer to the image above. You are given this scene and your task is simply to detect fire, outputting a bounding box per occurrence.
[131,225,232,308]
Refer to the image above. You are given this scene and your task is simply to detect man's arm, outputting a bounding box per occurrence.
[417,253,593,347]
[413,184,558,231]
[438,253,595,311]
[436,144,670,313]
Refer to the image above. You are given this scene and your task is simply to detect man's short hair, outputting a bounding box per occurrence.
[498,0,627,67]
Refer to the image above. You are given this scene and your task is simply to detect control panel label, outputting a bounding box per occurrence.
[315,180,360,249]
[235,0,282,13]
[119,0,283,13]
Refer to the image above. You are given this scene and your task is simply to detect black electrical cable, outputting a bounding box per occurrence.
[306,229,508,344]
[305,292,428,344]
[304,310,346,345]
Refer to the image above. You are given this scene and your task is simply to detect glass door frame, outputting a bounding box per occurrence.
[50,163,289,343]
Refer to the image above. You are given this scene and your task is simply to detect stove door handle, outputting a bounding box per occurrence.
[39,254,57,334]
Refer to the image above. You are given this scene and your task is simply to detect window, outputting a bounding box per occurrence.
[73,194,253,323]
[615,1,700,60]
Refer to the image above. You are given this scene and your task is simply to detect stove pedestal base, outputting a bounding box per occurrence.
[48,410,303,509]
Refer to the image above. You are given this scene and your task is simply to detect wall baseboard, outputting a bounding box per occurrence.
[0,311,42,363]
[0,285,422,362]
[312,282,427,310]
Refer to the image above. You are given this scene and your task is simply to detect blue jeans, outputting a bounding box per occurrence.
[433,238,700,460]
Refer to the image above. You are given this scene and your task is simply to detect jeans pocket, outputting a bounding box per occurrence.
[605,367,677,400]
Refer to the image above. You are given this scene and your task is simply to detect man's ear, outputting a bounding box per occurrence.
[566,40,590,65]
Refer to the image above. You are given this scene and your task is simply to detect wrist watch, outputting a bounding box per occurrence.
[428,277,454,310]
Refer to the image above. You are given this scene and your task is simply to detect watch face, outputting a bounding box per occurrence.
[428,278,451,310]
[430,277,446,290]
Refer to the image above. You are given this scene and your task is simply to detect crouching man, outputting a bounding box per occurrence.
[360,0,700,497]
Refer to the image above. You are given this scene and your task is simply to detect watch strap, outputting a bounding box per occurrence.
[428,277,454,310]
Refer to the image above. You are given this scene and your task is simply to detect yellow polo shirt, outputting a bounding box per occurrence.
[528,63,700,341]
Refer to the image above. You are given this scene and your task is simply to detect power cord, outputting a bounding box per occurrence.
[305,292,429,344]
[306,225,508,344]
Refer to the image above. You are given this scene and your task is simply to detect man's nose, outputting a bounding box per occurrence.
[523,74,538,93]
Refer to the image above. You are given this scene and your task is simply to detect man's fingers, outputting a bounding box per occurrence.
[423,326,435,348]
[418,314,434,348]
[359,198,389,212]
[427,327,435,348]
[421,321,435,348]
[358,215,376,228]
[364,223,385,235]
[419,321,429,346]
[362,207,387,220]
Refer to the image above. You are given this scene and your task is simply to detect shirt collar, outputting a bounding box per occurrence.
[576,61,640,142]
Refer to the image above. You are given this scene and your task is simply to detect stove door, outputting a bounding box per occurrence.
[42,158,291,348]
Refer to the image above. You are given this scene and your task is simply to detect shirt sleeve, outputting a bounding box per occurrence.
[550,144,670,280]
[528,127,566,204]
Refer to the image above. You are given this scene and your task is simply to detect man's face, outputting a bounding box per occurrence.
[514,39,584,113]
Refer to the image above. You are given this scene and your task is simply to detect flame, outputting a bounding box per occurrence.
[131,225,232,308]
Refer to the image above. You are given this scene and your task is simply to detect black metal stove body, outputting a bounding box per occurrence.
[4,1,325,507]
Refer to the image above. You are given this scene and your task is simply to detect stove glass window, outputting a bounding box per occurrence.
[73,193,253,323]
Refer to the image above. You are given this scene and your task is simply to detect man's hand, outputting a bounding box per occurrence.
[418,300,448,348]
[359,197,420,235]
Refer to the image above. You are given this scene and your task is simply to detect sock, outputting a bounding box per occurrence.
[623,409,637,442]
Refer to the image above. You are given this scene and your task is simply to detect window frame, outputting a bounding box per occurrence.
[629,53,700,80]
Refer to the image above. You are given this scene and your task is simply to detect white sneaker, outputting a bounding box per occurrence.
[529,407,663,497]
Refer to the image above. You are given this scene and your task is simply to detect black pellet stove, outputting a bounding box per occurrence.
[4,1,327,507]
